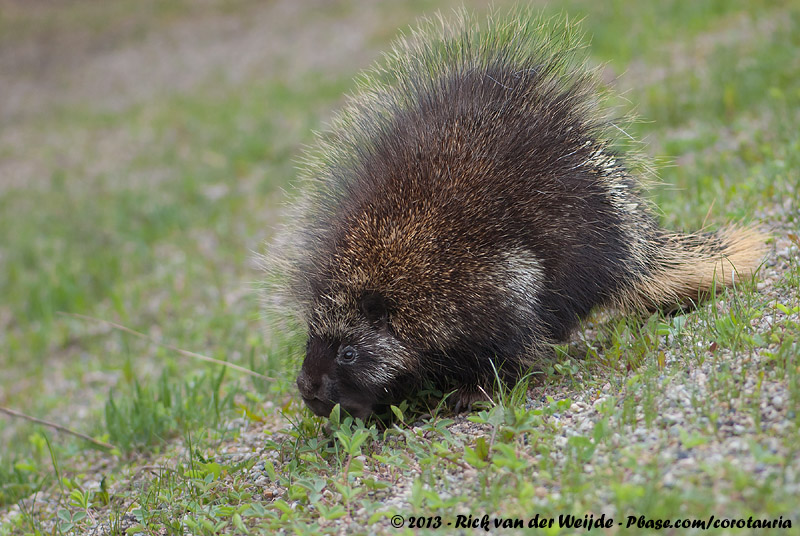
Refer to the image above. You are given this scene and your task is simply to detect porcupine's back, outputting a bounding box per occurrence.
[272,11,765,416]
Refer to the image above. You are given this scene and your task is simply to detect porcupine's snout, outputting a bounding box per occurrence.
[296,367,336,417]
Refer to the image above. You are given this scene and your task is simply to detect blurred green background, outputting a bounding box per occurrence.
[1,0,797,511]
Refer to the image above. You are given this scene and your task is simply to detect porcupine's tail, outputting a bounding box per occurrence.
[626,225,767,311]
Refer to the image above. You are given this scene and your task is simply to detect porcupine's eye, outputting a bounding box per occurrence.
[337,345,358,364]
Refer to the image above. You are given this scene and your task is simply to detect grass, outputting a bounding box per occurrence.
[1,0,799,534]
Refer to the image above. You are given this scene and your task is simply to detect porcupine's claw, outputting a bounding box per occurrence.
[453,385,492,414]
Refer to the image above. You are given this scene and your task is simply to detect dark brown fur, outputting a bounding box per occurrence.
[266,11,765,419]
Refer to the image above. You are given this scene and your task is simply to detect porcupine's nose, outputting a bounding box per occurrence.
[296,370,335,416]
[296,369,318,400]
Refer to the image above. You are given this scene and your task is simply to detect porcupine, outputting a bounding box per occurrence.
[265,10,765,419]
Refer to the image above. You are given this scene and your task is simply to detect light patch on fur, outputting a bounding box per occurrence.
[358,361,397,387]
[371,335,414,375]
[587,147,648,221]
[499,249,544,311]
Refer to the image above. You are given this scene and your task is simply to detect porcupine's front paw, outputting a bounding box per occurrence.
[452,385,492,413]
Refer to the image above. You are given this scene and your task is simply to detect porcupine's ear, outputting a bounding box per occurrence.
[360,292,389,330]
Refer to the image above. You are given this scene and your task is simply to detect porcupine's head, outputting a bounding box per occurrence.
[295,290,419,420]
